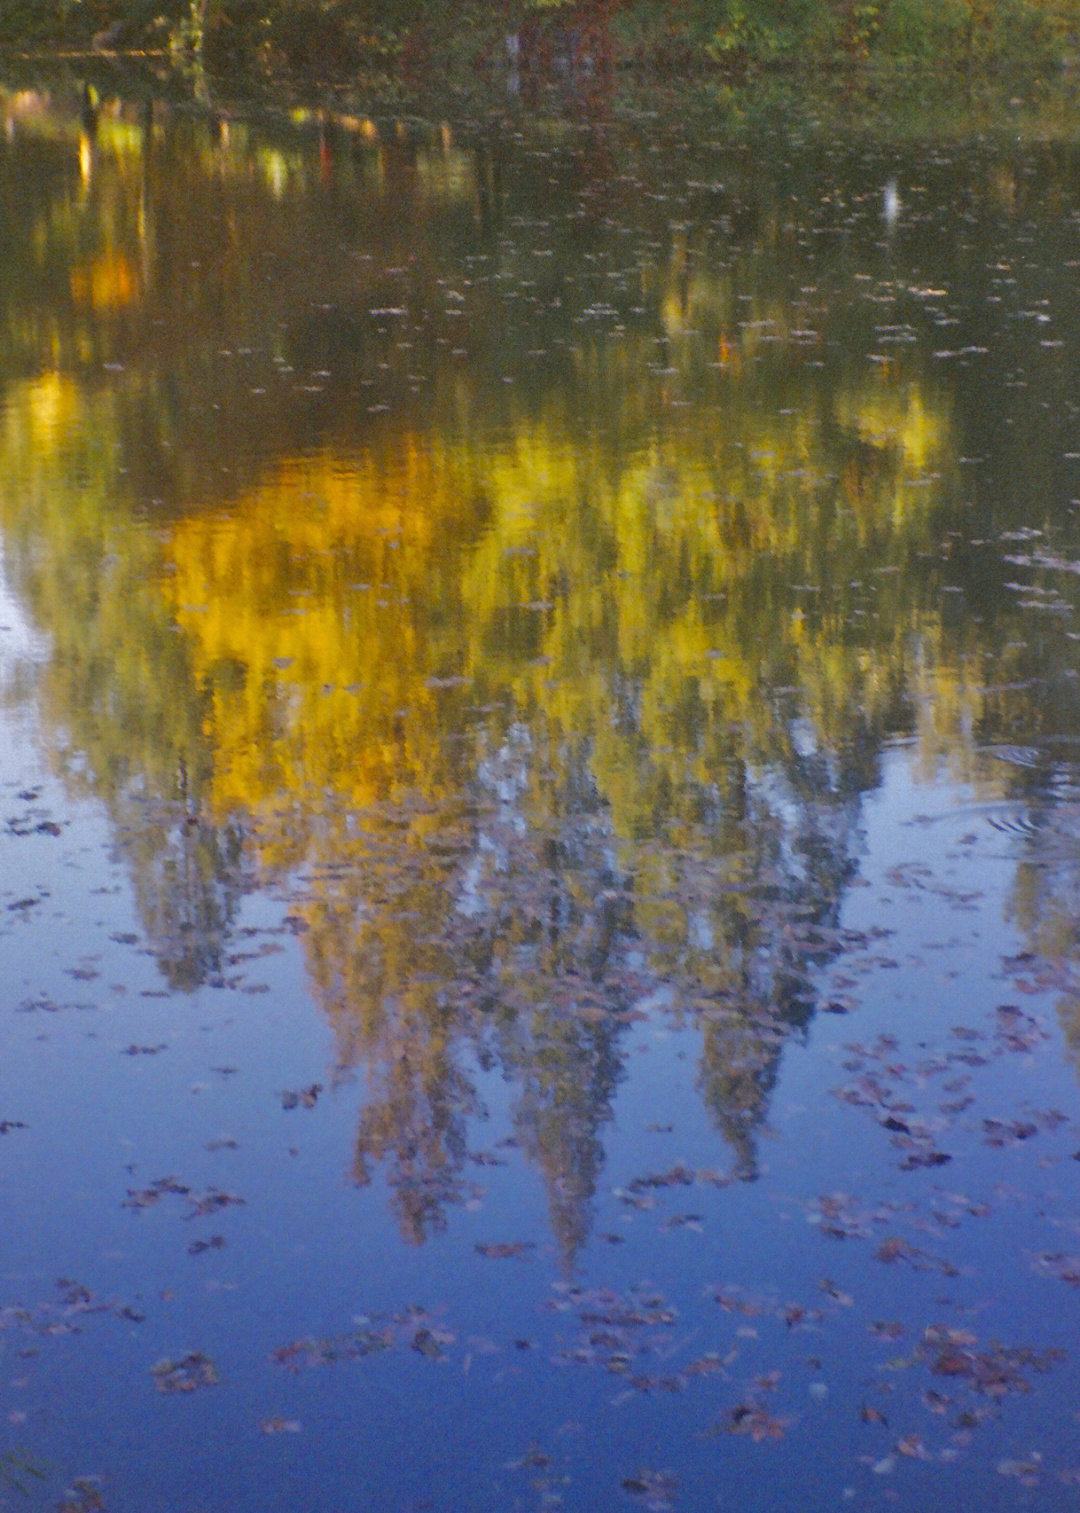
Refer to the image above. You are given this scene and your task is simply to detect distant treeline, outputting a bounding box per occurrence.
[3,0,1078,76]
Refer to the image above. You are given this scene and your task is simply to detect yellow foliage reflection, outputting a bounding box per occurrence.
[70,251,141,310]
[149,373,969,1248]
[8,95,1080,1255]
[164,439,480,829]
[0,318,1017,1257]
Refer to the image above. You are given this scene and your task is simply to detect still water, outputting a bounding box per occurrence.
[5,72,1080,1511]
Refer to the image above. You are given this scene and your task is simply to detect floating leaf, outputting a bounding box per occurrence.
[725,1403,789,1441]
[260,1417,302,1434]
[187,1236,226,1256]
[410,1327,446,1360]
[621,1468,679,1510]
[895,1434,929,1459]
[150,1352,219,1394]
[281,1084,322,1110]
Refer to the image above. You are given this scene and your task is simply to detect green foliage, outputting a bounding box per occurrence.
[874,0,1064,66]
[200,0,368,69]
[700,0,887,72]
[0,0,84,48]
[706,0,802,68]
[0,0,1078,72]
[873,0,965,59]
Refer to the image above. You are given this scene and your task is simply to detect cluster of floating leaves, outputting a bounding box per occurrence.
[122,1176,245,1219]
[2,788,63,840]
[6,940,1078,1504]
[149,1352,219,1394]
[0,1278,145,1337]
[272,1307,454,1370]
[614,1162,731,1216]
[831,1004,1059,1174]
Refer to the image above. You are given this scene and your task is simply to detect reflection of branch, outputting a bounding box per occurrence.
[118,804,244,991]
[351,1046,477,1246]
[508,1008,624,1268]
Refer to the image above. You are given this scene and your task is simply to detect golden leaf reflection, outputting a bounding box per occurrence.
[2,104,1075,1255]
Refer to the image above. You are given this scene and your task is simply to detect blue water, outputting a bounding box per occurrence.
[5,80,1080,1513]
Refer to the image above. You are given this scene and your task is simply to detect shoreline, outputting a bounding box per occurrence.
[1,0,1077,87]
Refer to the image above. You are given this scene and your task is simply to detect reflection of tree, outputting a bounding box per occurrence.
[11,89,1080,1256]
[474,761,632,1264]
[156,341,959,1236]
[0,364,960,1251]
[689,752,863,1178]
[996,754,1080,1074]
[303,787,631,1261]
[116,794,245,991]
[504,1001,624,1265]
[288,802,485,1245]
[350,1022,480,1246]
[0,374,244,987]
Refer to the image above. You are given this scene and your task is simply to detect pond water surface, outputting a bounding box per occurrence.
[5,72,1080,1513]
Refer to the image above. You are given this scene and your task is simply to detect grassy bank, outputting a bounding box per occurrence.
[2,0,1079,83]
